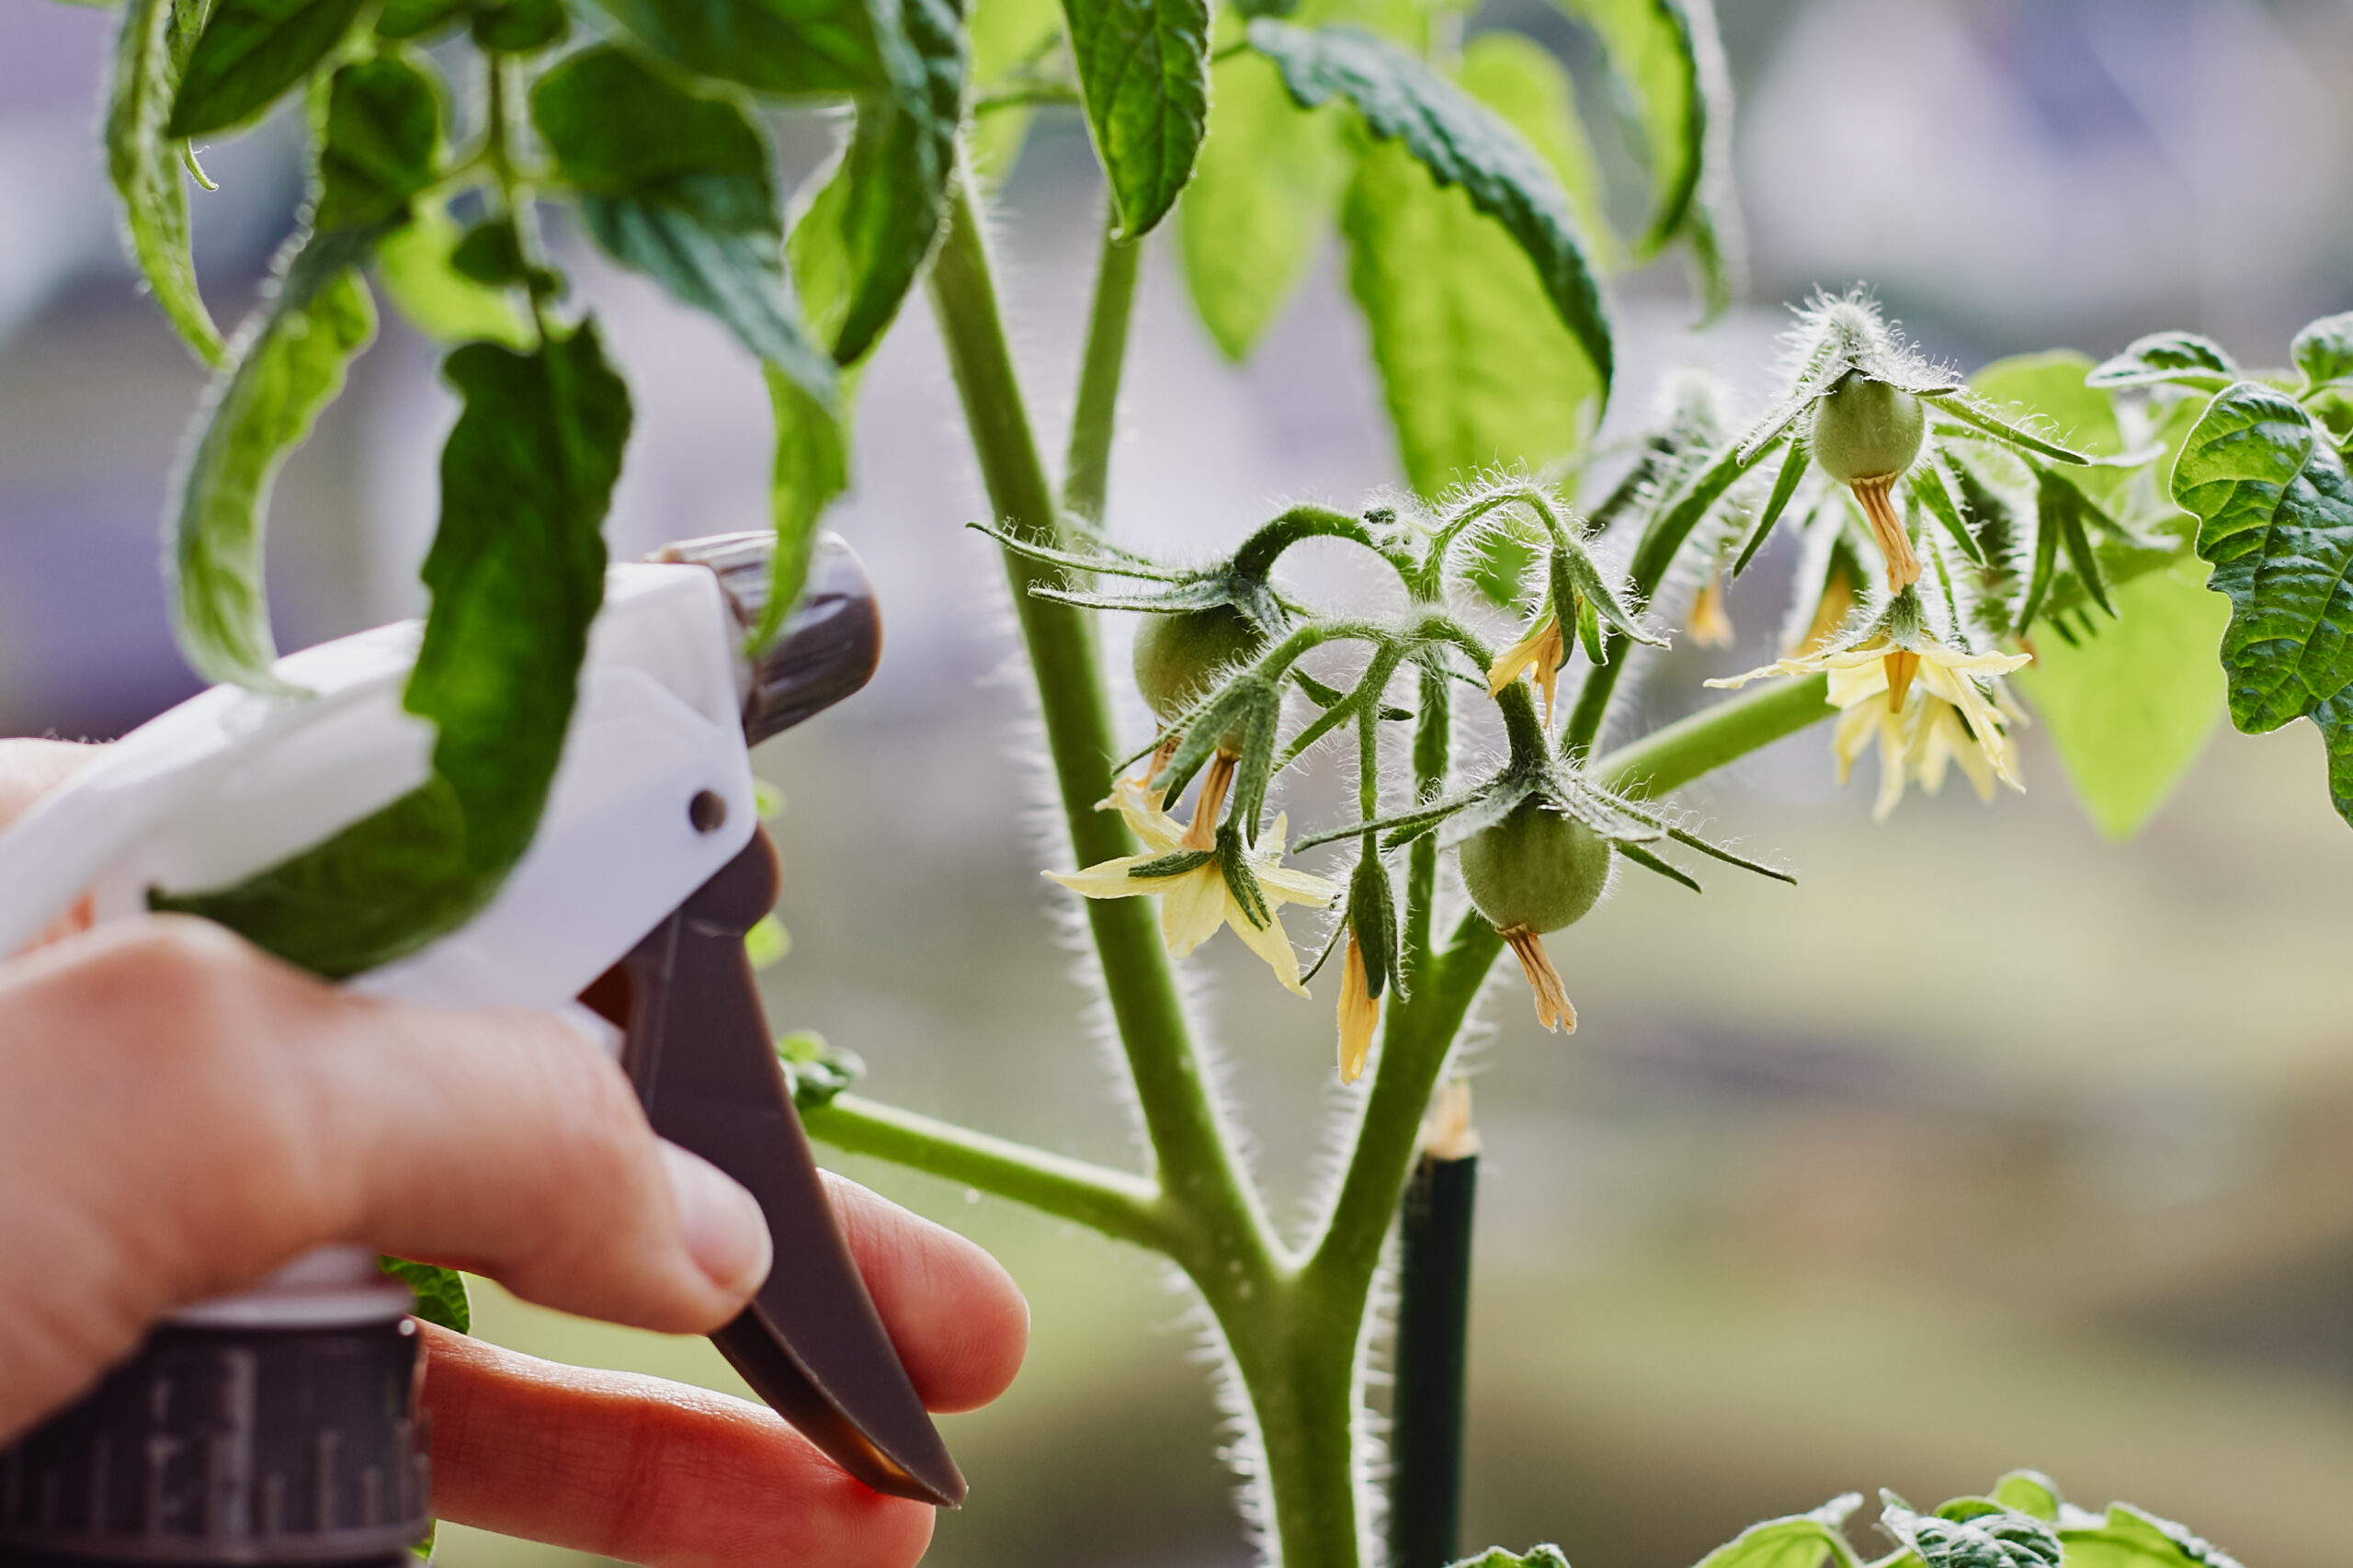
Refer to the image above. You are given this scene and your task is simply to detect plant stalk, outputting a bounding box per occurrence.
[923,173,1277,1284]
[1064,218,1142,525]
[802,1094,1175,1252]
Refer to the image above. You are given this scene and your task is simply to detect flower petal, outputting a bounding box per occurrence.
[1159,865,1229,957]
[1044,858,1159,898]
[1224,895,1308,995]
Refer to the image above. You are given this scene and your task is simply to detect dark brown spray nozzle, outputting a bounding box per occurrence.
[650,529,883,744]
[586,533,965,1508]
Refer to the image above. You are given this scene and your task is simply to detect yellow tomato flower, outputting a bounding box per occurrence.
[1709,630,2030,821]
[1046,768,1339,995]
[1486,615,1568,727]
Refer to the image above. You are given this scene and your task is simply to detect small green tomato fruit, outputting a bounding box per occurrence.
[1810,371,1925,483]
[1456,801,1611,936]
[1133,605,1265,743]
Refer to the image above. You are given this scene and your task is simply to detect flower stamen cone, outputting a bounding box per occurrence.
[1488,616,1569,727]
[1182,752,1238,851]
[1337,932,1379,1085]
[1850,475,1918,590]
[1502,926,1575,1033]
[1882,648,1920,712]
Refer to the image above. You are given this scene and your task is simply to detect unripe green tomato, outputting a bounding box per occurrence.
[1456,801,1612,935]
[1810,371,1925,483]
[1132,606,1265,744]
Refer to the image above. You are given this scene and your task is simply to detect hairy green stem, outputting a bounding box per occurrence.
[1595,673,1832,796]
[803,1094,1174,1252]
[923,174,1276,1286]
[1063,220,1142,525]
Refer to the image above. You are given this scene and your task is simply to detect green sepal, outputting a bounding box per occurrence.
[778,1030,866,1111]
[1613,838,1697,892]
[378,1256,470,1333]
[1923,392,2094,464]
[2042,464,2116,616]
[1217,829,1272,929]
[1730,435,1806,576]
[1129,847,1218,878]
[1549,531,1660,647]
[1346,852,1398,1000]
[1910,453,1984,567]
[2086,331,2240,393]
[2018,471,2067,631]
[1574,591,1605,666]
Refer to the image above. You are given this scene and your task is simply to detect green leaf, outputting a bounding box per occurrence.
[1448,1548,1571,1568]
[1877,1494,2061,1568]
[1252,19,1612,396]
[967,0,1062,184]
[1551,0,1685,243]
[108,0,226,366]
[472,0,566,51]
[314,54,441,233]
[1336,42,1607,497]
[2290,311,2353,392]
[2016,553,2228,839]
[1552,0,1736,311]
[535,47,835,404]
[2059,1505,2242,1568]
[2171,380,2353,828]
[1692,1494,1864,1568]
[588,0,895,96]
[1177,47,1351,360]
[168,0,370,136]
[757,360,851,642]
[783,0,964,364]
[2086,331,2239,394]
[379,1256,470,1333]
[374,203,532,348]
[779,1029,865,1110]
[1060,0,1210,237]
[1986,1472,2062,1522]
[156,326,631,977]
[1456,30,1608,254]
[168,264,376,689]
[375,0,468,40]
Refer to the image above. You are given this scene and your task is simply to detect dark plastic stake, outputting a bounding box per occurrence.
[1387,1085,1480,1568]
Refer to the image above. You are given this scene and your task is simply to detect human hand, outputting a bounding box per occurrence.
[0,739,1027,1568]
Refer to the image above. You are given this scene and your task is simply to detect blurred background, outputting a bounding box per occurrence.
[5,0,2352,1563]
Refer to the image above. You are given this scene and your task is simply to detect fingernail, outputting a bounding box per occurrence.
[658,1142,773,1298]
